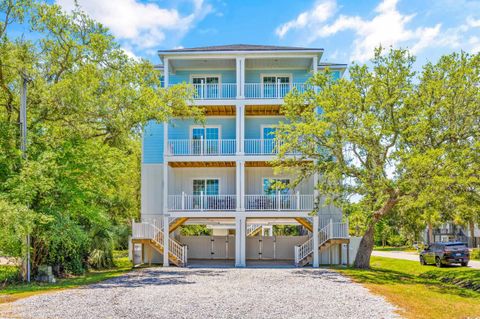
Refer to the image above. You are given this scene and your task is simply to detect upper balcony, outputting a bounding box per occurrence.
[157,45,345,103]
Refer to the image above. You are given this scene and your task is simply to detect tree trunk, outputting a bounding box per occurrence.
[354,223,375,269]
[354,193,399,269]
[427,222,434,244]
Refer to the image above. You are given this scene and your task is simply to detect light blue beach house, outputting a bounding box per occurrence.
[132,44,356,267]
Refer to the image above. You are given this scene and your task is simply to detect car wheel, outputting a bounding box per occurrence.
[435,257,443,268]
[461,262,468,267]
[420,256,426,265]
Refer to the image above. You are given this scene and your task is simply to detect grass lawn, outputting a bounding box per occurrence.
[338,256,480,319]
[0,251,132,303]
[373,246,418,253]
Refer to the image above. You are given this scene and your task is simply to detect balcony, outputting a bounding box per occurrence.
[167,193,314,211]
[187,82,311,100]
[192,83,236,100]
[244,139,300,156]
[166,139,236,156]
[244,83,310,99]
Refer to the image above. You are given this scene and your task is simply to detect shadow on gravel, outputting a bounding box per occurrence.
[86,268,227,289]
[290,269,352,284]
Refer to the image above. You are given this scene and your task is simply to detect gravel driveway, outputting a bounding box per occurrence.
[5,267,399,319]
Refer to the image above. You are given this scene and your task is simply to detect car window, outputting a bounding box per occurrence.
[445,244,467,249]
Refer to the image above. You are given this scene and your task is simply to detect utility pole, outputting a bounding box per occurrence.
[19,73,30,283]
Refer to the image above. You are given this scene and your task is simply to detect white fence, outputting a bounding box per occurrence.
[166,139,236,156]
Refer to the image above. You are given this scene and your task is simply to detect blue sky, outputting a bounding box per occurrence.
[54,0,480,67]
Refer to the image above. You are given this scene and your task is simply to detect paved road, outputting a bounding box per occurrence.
[3,267,400,319]
[372,250,480,269]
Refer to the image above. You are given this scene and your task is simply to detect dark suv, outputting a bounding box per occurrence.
[420,242,470,267]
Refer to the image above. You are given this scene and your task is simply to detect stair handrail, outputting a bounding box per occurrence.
[132,220,186,264]
[294,220,349,265]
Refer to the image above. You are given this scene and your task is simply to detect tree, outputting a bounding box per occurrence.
[275,48,479,268]
[0,1,202,275]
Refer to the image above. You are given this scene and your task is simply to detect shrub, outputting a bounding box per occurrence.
[471,248,480,260]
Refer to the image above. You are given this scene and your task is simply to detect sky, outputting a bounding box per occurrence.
[53,0,480,67]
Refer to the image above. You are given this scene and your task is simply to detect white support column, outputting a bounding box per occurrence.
[236,161,241,210]
[239,104,245,154]
[235,216,246,267]
[235,217,246,267]
[163,122,169,214]
[313,215,319,268]
[163,215,170,267]
[164,58,169,88]
[312,56,318,74]
[239,160,245,211]
[313,172,319,216]
[236,57,245,99]
[236,104,243,155]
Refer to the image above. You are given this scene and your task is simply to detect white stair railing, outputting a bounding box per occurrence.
[132,221,187,265]
[246,224,263,236]
[294,220,349,266]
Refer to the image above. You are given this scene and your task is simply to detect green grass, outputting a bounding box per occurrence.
[0,250,132,303]
[373,246,418,252]
[337,256,480,319]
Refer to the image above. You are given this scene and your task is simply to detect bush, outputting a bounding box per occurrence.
[471,248,480,260]
[0,265,20,285]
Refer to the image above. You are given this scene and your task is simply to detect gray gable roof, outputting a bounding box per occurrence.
[159,44,323,53]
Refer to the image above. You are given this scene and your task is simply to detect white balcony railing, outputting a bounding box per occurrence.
[244,139,301,155]
[167,193,314,211]
[245,193,314,211]
[244,83,310,99]
[166,139,236,156]
[168,193,237,211]
[192,83,236,100]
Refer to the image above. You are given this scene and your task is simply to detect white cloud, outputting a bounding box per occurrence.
[56,0,211,51]
[277,0,480,62]
[276,0,337,38]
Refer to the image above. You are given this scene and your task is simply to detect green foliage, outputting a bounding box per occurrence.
[0,1,200,277]
[276,47,479,268]
[273,225,301,236]
[472,249,480,260]
[180,225,212,236]
[0,265,20,284]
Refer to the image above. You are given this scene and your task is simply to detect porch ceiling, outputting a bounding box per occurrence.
[245,105,281,116]
[169,161,236,167]
[202,105,236,116]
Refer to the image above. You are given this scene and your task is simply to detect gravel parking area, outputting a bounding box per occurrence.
[6,267,399,319]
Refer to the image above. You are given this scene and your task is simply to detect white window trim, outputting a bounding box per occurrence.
[190,74,223,99]
[260,73,292,85]
[189,125,222,140]
[192,178,221,195]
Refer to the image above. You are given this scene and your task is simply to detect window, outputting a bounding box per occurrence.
[262,75,291,98]
[191,126,220,154]
[262,126,277,153]
[193,179,219,195]
[263,178,290,195]
[192,76,220,98]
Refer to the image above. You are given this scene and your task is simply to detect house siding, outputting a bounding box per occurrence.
[169,117,236,140]
[169,70,236,85]
[143,121,164,164]
[244,117,287,139]
[245,69,311,83]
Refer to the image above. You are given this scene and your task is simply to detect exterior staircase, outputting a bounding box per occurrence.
[132,220,187,267]
[294,220,349,267]
[247,224,263,236]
